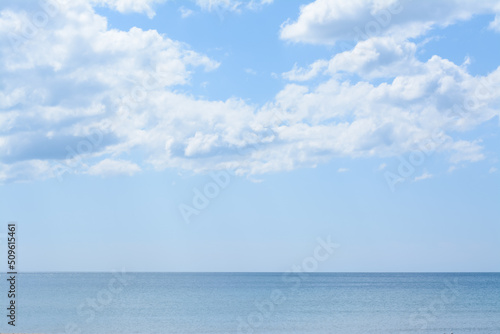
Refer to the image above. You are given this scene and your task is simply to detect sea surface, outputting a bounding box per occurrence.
[1,273,499,334]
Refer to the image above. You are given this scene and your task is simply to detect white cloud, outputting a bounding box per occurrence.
[378,163,387,171]
[194,0,273,12]
[179,6,194,18]
[284,37,420,81]
[489,14,500,32]
[87,159,141,176]
[337,168,349,173]
[326,37,419,79]
[247,0,274,10]
[91,0,167,18]
[282,60,329,81]
[195,0,239,11]
[414,172,433,182]
[0,0,498,183]
[489,167,498,173]
[245,68,257,75]
[449,140,485,164]
[184,132,219,157]
[280,0,500,45]
[0,160,54,183]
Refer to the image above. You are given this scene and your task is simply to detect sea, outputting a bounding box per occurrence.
[1,272,499,334]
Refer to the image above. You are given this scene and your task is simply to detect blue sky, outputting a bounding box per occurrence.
[0,0,499,272]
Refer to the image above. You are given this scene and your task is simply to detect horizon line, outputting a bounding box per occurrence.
[14,271,500,274]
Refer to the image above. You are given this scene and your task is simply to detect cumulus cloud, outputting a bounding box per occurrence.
[326,37,419,78]
[283,37,419,81]
[0,0,499,183]
[282,60,329,81]
[0,0,218,180]
[280,0,500,45]
[276,2,500,175]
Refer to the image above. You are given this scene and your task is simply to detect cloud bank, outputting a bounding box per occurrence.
[0,0,499,182]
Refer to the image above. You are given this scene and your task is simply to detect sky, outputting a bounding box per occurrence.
[0,0,499,272]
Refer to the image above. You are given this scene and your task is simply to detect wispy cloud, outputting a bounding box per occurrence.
[92,0,167,18]
[414,172,433,182]
[245,68,257,75]
[87,159,141,177]
[194,0,273,12]
[179,6,194,18]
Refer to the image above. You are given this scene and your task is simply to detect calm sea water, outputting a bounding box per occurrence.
[1,273,499,334]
